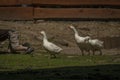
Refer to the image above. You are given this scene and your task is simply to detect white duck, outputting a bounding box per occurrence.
[40,31,63,58]
[69,25,91,55]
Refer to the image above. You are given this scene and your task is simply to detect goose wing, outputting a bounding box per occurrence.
[49,42,62,52]
[75,36,88,43]
[44,42,62,53]
[89,39,103,47]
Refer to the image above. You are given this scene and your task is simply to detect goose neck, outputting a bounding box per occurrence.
[72,27,79,35]
[43,33,48,42]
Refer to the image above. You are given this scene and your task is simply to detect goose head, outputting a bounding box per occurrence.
[40,30,47,39]
[69,25,75,29]
[68,25,76,32]
[68,25,79,35]
[40,31,46,35]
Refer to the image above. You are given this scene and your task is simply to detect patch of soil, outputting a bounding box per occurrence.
[0,21,120,55]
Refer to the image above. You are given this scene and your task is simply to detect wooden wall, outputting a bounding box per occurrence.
[0,0,33,20]
[0,0,120,20]
[100,37,120,49]
[0,0,120,49]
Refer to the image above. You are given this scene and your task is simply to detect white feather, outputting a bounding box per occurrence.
[69,25,91,55]
[41,31,62,53]
[88,39,104,48]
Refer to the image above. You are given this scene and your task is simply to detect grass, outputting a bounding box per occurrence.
[0,53,120,80]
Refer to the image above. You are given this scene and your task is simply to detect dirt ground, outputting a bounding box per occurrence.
[0,21,120,55]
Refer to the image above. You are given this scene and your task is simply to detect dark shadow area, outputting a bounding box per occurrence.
[34,18,120,22]
[34,5,120,9]
[0,51,21,54]
[0,64,120,80]
[0,51,9,54]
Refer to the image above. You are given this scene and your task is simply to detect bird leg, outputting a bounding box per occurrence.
[81,49,84,56]
[53,54,57,58]
[99,50,102,55]
[50,53,56,59]
[92,50,95,55]
[88,50,91,55]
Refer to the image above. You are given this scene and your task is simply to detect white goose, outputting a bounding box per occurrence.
[40,31,63,58]
[86,38,104,55]
[69,25,91,55]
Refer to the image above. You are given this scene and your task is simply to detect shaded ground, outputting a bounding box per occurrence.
[0,54,120,80]
[0,64,120,80]
[0,21,120,55]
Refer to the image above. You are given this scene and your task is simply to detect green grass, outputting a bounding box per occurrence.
[0,54,119,70]
[0,53,120,80]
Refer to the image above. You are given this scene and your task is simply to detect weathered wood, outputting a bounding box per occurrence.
[33,0,120,6]
[0,0,17,5]
[101,36,120,49]
[34,8,120,19]
[102,37,112,49]
[0,0,32,6]
[111,37,116,48]
[0,7,33,20]
[112,36,120,48]
[118,37,120,48]
[17,0,33,5]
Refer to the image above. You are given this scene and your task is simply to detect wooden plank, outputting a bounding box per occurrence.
[110,37,120,49]
[105,37,112,49]
[111,37,116,48]
[102,36,120,49]
[0,0,17,5]
[115,37,120,48]
[0,0,32,5]
[34,8,120,19]
[0,7,33,20]
[118,37,120,48]
[17,0,33,5]
[33,0,120,6]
